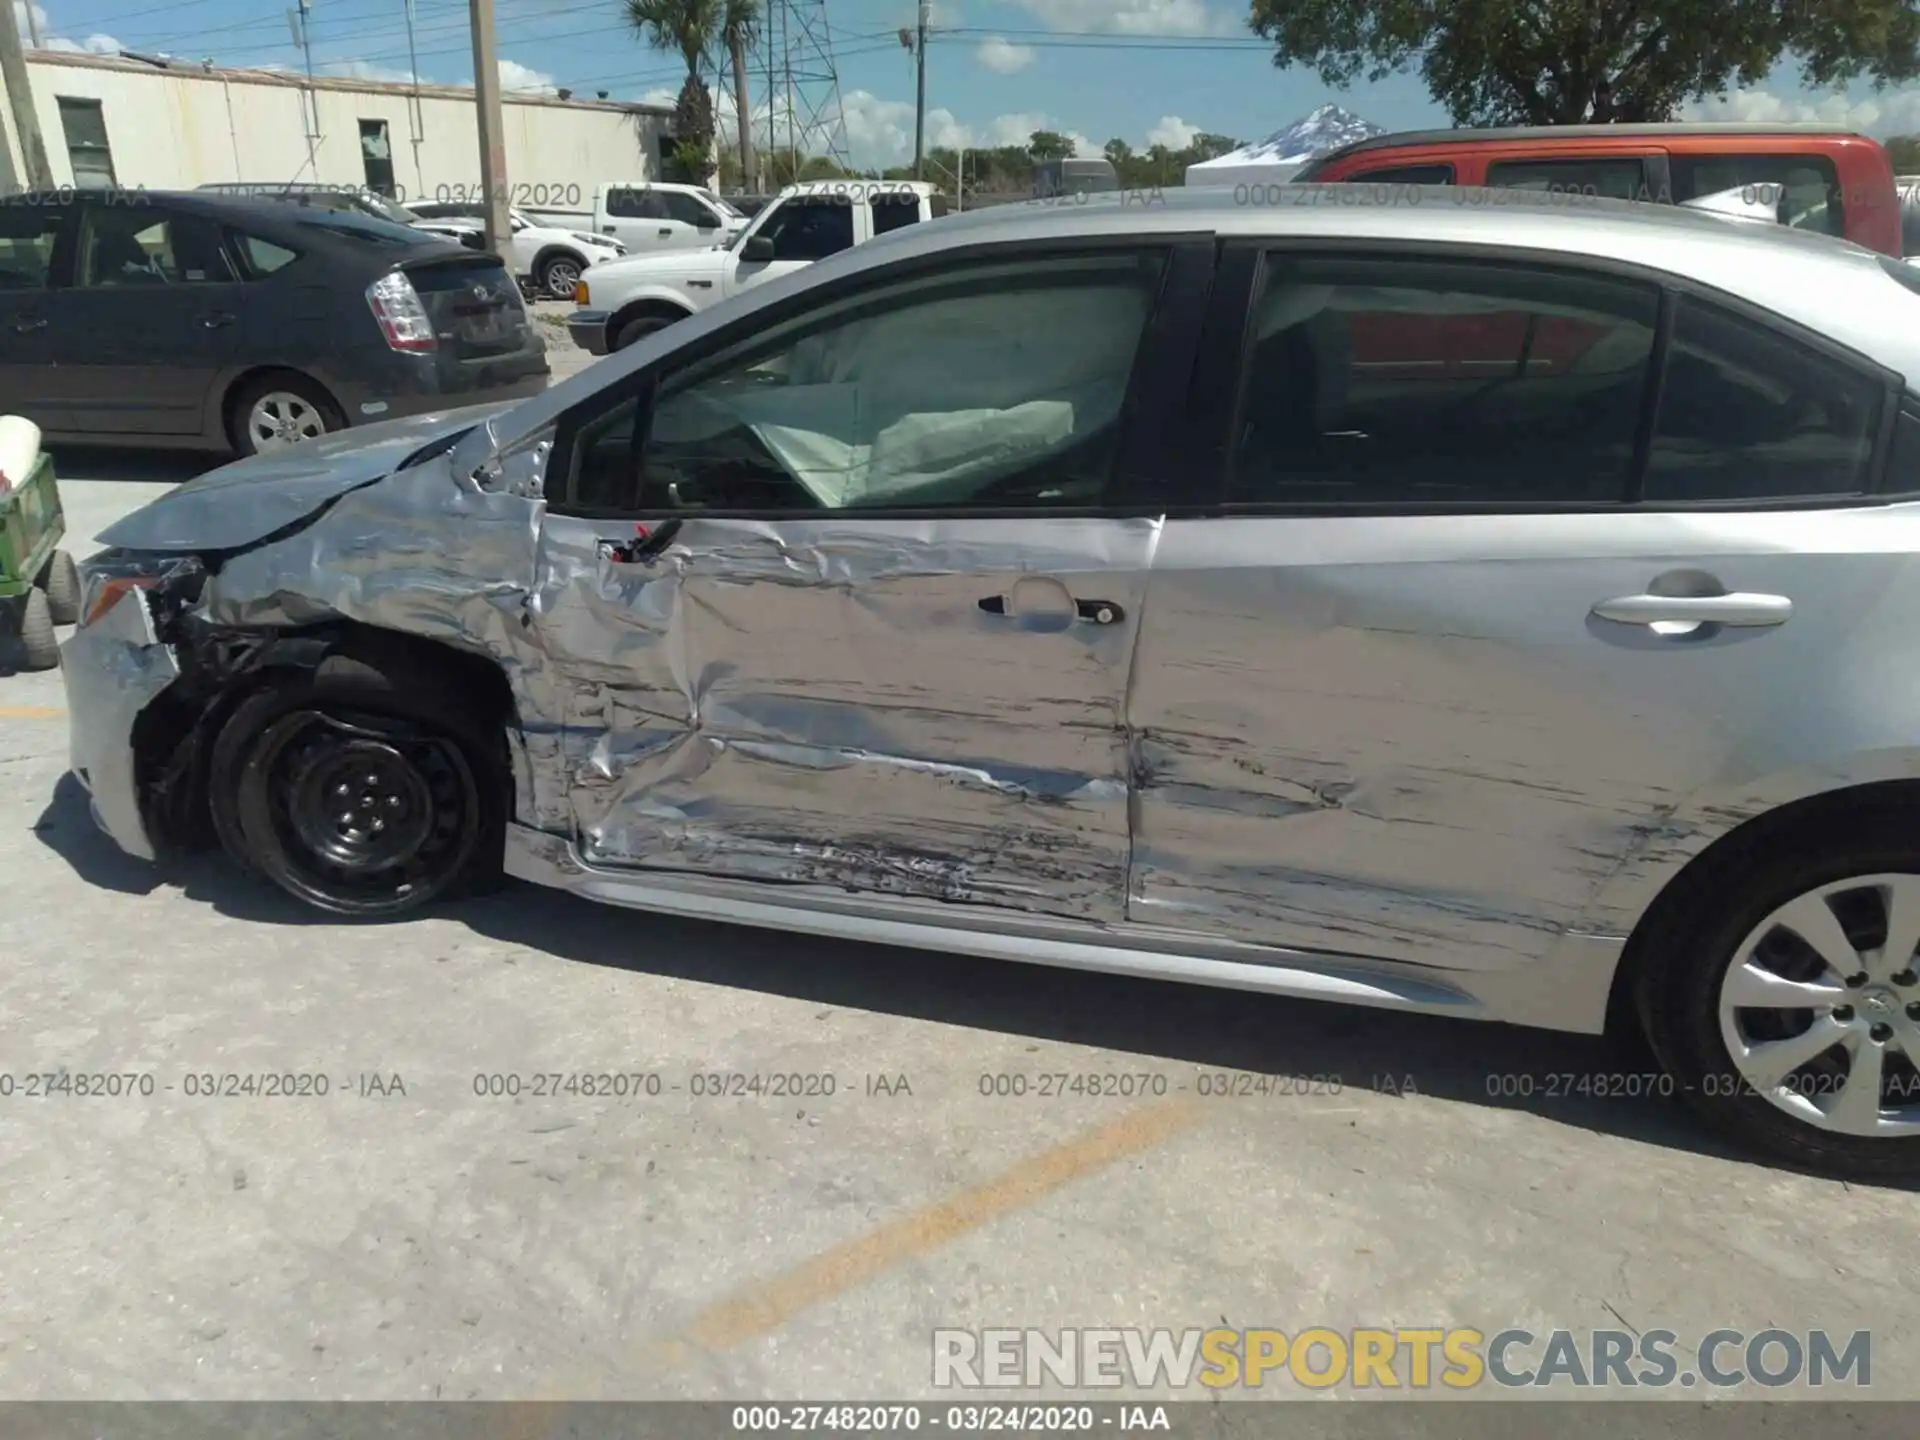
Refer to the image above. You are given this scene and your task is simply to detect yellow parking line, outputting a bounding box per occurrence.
[686,1097,1201,1351]
[512,1098,1201,1413]
[0,706,64,719]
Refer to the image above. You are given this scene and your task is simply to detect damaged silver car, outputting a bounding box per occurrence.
[62,187,1920,1177]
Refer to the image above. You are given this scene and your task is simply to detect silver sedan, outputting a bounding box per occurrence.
[59,185,1920,1177]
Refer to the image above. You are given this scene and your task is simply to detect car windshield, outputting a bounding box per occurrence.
[704,190,744,219]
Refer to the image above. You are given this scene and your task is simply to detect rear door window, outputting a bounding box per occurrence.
[232,232,299,277]
[76,207,238,286]
[605,188,651,219]
[871,194,923,234]
[1486,156,1658,201]
[1347,163,1455,185]
[1231,253,1659,505]
[1670,154,1845,238]
[1642,296,1884,501]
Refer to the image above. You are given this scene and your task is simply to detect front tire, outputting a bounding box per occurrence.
[208,662,506,917]
[12,587,57,671]
[1639,807,1920,1179]
[539,252,585,299]
[228,373,343,458]
[611,311,682,351]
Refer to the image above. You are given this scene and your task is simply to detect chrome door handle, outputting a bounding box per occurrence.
[1591,592,1792,627]
[200,312,235,328]
[977,594,1125,624]
[13,316,46,332]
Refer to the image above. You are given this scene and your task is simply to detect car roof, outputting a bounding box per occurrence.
[1307,123,1876,168]
[485,183,1920,456]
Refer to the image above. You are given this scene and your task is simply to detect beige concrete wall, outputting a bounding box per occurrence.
[5,53,669,212]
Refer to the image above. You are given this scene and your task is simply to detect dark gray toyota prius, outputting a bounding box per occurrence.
[58,185,1920,1179]
[0,189,548,456]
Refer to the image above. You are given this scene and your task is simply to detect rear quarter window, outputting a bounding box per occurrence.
[1671,154,1844,237]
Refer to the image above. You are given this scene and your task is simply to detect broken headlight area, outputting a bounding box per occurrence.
[77,550,208,632]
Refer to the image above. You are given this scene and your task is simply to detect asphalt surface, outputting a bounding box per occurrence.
[1,319,1917,1405]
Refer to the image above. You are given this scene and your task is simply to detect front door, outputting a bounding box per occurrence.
[1129,246,1894,972]
[44,200,243,437]
[724,196,854,301]
[0,199,77,431]
[531,243,1190,921]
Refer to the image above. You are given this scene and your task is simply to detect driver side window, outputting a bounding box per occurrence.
[559,249,1168,515]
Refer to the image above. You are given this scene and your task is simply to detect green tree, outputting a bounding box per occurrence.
[1027,130,1076,161]
[1889,134,1920,171]
[1103,137,1135,169]
[1187,133,1240,163]
[623,0,723,181]
[1246,0,1920,126]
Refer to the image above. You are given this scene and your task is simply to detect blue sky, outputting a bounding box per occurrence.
[18,0,1920,169]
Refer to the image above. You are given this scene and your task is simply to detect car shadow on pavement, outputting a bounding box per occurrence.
[32,771,1895,1185]
[45,446,218,485]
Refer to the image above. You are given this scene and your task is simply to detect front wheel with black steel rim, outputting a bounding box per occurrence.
[1640,809,1920,1178]
[210,676,504,917]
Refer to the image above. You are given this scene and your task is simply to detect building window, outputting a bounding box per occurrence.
[56,98,116,189]
[359,119,395,198]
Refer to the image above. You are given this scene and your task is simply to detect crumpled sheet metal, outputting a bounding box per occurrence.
[530,512,1159,923]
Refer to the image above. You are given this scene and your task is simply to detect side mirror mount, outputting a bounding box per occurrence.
[741,234,775,262]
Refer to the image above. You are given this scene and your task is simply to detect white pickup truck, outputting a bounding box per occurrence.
[566,181,948,354]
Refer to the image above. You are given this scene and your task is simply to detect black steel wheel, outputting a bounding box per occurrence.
[232,707,484,916]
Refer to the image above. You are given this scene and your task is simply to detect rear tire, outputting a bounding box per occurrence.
[207,652,507,916]
[1638,806,1920,1179]
[13,587,57,671]
[38,548,80,626]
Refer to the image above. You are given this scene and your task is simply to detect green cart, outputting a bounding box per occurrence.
[0,452,80,672]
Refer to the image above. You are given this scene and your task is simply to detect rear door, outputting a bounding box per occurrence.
[530,240,1210,920]
[1128,244,1898,975]
[0,199,77,430]
[42,199,245,437]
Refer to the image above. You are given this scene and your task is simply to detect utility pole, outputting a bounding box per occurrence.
[729,28,754,192]
[0,1,53,190]
[24,2,41,47]
[467,0,512,257]
[288,0,319,179]
[912,0,927,179]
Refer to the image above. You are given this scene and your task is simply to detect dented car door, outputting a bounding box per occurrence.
[530,244,1199,922]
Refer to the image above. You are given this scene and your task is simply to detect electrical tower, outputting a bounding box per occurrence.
[741,0,850,178]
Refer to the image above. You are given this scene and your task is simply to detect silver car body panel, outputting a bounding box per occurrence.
[60,187,1920,1035]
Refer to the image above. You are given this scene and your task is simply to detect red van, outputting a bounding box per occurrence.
[1292,123,1904,257]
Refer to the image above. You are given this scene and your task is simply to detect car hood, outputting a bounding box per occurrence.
[588,246,731,288]
[96,402,516,554]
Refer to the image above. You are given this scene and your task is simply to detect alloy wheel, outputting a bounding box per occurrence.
[247,392,329,452]
[1718,874,1920,1136]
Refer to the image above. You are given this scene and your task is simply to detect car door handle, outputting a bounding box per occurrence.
[13,316,46,332]
[600,225,616,235]
[977,594,1126,625]
[656,227,673,237]
[1591,592,1792,627]
[199,311,235,328]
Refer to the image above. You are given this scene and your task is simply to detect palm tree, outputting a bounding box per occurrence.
[622,0,722,182]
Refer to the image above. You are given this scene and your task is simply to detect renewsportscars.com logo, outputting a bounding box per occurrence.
[931,1327,1872,1391]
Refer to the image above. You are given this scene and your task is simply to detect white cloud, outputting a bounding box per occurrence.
[640,85,680,108]
[976,37,1036,73]
[1682,85,1920,138]
[497,58,557,95]
[1145,114,1199,149]
[1007,0,1234,38]
[19,2,123,53]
